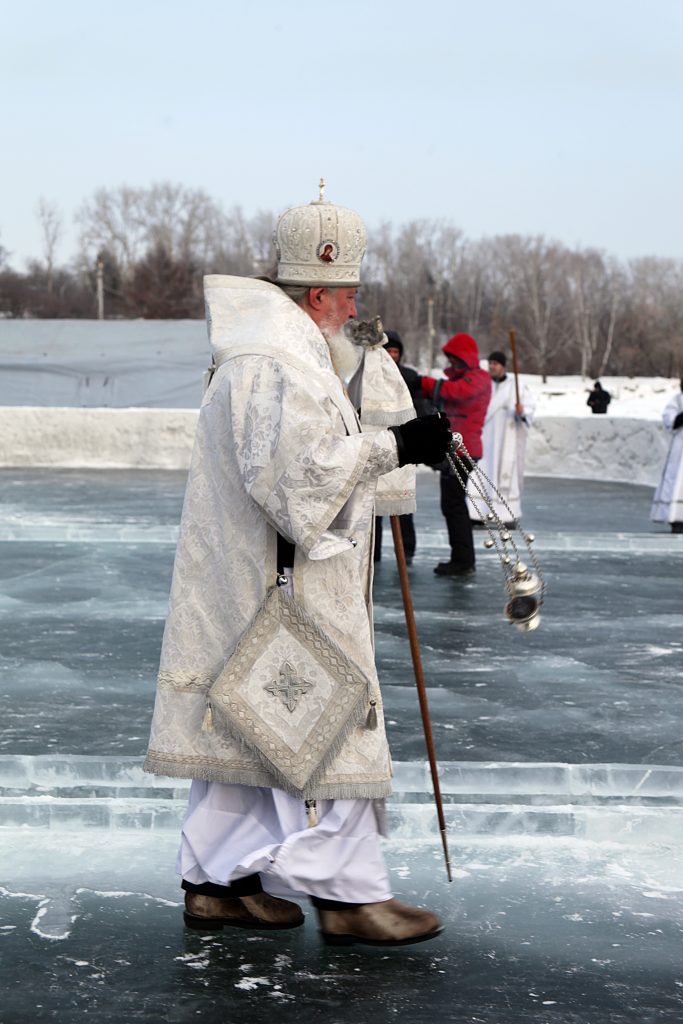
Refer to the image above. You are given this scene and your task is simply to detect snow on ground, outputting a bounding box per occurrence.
[520,375,679,420]
[429,369,679,421]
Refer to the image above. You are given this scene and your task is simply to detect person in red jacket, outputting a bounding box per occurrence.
[420,333,492,576]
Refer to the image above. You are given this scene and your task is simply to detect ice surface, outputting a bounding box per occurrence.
[2,823,683,1022]
[1,469,683,1021]
[1,472,682,765]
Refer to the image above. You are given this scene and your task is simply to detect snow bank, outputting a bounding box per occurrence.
[0,407,197,470]
[1,318,678,483]
[0,406,671,485]
[528,416,669,486]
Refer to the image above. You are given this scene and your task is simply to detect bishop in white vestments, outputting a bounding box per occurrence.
[144,187,450,946]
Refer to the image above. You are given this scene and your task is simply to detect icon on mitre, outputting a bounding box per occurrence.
[316,241,338,263]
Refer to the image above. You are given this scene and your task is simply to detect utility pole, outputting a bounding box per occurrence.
[426,293,435,373]
[96,258,104,320]
[423,268,437,373]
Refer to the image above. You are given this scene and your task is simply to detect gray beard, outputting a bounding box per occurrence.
[322,325,364,384]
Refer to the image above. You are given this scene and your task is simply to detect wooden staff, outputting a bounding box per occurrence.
[390,515,453,882]
[508,328,521,408]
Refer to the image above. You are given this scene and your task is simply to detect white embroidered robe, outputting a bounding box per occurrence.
[467,375,535,523]
[144,276,411,799]
[650,392,683,524]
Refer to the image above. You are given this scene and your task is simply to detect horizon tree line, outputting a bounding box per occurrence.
[1,182,681,380]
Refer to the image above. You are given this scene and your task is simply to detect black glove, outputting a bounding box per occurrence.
[673,411,683,431]
[389,413,452,467]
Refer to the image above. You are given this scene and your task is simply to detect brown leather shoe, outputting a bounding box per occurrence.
[316,898,443,947]
[184,890,305,931]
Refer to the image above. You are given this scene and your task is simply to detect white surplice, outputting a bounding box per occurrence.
[651,392,683,525]
[467,375,535,523]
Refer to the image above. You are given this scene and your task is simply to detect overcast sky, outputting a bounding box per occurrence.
[3,0,682,269]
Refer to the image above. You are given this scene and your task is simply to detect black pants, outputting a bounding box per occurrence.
[374,514,416,562]
[440,467,475,569]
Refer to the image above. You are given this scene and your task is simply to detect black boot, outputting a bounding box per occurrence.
[434,562,475,577]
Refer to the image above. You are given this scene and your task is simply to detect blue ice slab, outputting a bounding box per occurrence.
[2,754,683,843]
[2,473,682,765]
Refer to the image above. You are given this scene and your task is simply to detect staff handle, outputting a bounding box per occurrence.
[390,515,453,882]
[509,329,521,408]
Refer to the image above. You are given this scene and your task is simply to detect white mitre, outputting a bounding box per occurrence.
[274,178,366,287]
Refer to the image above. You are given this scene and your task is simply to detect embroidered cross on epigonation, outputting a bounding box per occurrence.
[265,661,314,712]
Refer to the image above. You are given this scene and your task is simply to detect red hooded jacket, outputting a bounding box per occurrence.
[421,333,491,459]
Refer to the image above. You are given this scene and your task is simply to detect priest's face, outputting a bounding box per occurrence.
[488,359,506,381]
[318,287,358,333]
[316,288,362,382]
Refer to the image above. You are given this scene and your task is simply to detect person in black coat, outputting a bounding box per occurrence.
[374,331,426,563]
[587,381,611,414]
[384,331,434,416]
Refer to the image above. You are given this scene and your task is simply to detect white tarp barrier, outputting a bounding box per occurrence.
[0,319,207,408]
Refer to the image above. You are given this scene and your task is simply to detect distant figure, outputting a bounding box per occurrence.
[587,380,611,414]
[374,331,419,562]
[650,379,683,534]
[467,350,535,526]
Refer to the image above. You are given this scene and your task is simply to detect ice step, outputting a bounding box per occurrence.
[0,794,681,844]
[1,757,682,844]
[1,755,682,803]
[1,523,680,555]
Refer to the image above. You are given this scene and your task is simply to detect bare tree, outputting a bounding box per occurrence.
[125,243,202,318]
[597,258,624,377]
[208,205,259,276]
[489,235,573,380]
[141,183,230,266]
[36,198,62,293]
[364,220,467,370]
[565,248,621,378]
[450,239,489,336]
[75,182,263,286]
[246,209,277,276]
[75,185,147,274]
[624,257,683,375]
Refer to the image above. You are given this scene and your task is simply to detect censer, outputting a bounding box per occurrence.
[444,435,545,631]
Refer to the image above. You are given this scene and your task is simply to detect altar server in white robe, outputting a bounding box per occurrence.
[467,351,535,525]
[650,380,683,533]
[144,186,451,946]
